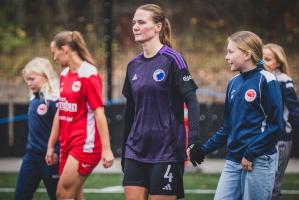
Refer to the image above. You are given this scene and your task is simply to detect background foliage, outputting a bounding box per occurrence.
[0,0,298,100]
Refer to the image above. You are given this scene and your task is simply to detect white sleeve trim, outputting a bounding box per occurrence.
[260,70,276,83]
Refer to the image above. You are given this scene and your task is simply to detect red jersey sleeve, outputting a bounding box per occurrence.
[85,74,104,110]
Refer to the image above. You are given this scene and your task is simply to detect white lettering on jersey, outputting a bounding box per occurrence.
[59,116,73,122]
[183,75,192,81]
[58,100,78,112]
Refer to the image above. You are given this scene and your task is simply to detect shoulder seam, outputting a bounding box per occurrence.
[260,70,276,83]
[162,49,186,69]
[78,62,98,78]
[128,53,142,66]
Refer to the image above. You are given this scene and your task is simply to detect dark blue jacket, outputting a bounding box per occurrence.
[26,93,59,157]
[274,71,299,141]
[202,65,284,162]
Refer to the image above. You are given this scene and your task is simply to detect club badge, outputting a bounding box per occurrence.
[245,89,256,102]
[72,81,81,92]
[37,104,47,115]
[153,69,165,82]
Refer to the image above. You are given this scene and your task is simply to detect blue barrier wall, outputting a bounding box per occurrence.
[0,103,298,158]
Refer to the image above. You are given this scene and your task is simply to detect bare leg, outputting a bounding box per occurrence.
[150,195,176,200]
[56,155,87,200]
[124,186,148,200]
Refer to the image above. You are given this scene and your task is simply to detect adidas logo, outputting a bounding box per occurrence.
[162,184,172,191]
[132,74,138,80]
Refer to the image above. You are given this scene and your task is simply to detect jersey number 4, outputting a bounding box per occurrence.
[164,165,173,183]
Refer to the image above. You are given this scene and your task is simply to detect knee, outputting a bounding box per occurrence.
[56,190,75,200]
[56,182,72,199]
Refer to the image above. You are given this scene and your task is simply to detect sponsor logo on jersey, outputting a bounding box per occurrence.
[245,89,256,102]
[37,104,47,115]
[58,100,78,112]
[72,81,81,92]
[132,74,138,81]
[59,115,73,122]
[183,75,192,81]
[153,69,165,81]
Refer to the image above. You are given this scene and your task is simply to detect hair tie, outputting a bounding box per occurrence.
[257,59,265,65]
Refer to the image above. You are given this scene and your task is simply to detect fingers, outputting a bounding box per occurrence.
[242,163,253,171]
[45,155,53,165]
[243,165,252,171]
[241,157,253,171]
[102,156,114,168]
[247,165,252,171]
[103,159,113,168]
[45,153,58,166]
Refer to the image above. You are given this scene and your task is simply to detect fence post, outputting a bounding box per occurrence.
[8,95,14,147]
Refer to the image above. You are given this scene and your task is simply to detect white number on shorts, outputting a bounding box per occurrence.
[164,165,173,182]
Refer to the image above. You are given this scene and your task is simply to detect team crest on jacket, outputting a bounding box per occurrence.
[72,81,81,92]
[245,89,256,102]
[37,104,47,115]
[153,69,165,81]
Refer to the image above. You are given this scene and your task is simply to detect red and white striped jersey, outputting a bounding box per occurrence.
[58,61,103,155]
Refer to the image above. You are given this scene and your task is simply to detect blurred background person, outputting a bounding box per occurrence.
[15,57,60,200]
[263,43,299,200]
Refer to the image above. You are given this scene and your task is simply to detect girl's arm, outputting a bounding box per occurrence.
[46,111,59,165]
[244,78,284,162]
[94,107,114,168]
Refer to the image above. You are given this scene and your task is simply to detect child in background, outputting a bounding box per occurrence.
[199,31,284,200]
[263,43,299,200]
[15,57,60,200]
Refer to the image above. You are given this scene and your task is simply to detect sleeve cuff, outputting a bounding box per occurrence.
[243,151,255,162]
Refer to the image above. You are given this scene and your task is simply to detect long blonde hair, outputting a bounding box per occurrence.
[23,57,59,102]
[263,43,290,75]
[227,31,263,65]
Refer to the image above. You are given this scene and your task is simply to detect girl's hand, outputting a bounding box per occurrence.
[102,148,114,168]
[241,157,253,171]
[45,147,58,166]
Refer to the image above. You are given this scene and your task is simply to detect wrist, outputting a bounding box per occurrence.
[47,145,55,150]
[102,145,111,151]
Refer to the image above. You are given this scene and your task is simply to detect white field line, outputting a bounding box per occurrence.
[1,186,299,194]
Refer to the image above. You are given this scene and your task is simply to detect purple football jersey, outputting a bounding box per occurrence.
[122,45,197,163]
